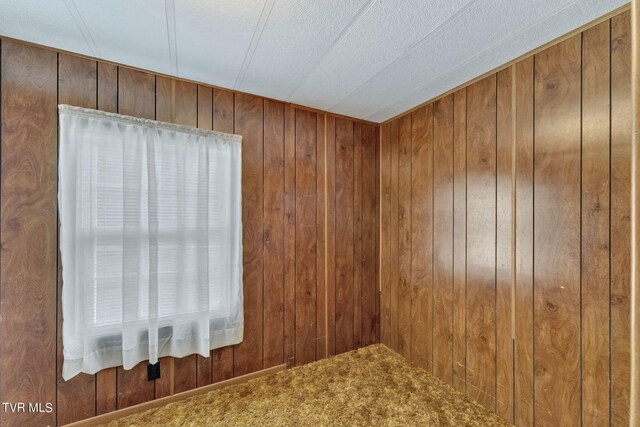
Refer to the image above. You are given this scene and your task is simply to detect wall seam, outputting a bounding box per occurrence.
[532,52,536,426]
[324,114,329,358]
[55,51,60,427]
[494,72,499,412]
[511,63,517,425]
[579,31,584,427]
[607,17,613,427]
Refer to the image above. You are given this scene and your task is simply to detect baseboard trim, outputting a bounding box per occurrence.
[63,364,287,426]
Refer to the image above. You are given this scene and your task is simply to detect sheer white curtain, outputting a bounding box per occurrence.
[58,105,243,381]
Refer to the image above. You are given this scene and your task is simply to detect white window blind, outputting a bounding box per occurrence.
[58,105,243,381]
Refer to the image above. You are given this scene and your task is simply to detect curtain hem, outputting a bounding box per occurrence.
[62,324,243,381]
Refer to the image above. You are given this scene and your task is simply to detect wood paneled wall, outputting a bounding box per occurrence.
[380,10,632,426]
[0,39,379,426]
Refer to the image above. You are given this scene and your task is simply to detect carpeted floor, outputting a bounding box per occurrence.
[105,344,510,426]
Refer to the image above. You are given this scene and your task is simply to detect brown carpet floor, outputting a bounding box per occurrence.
[106,344,510,426]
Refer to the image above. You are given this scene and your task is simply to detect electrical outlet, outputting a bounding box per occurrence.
[147,362,161,381]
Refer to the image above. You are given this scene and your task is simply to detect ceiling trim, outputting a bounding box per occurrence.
[368,0,586,119]
[0,2,627,126]
[379,2,631,125]
[0,32,379,126]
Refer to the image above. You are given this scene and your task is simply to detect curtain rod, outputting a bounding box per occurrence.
[58,104,242,143]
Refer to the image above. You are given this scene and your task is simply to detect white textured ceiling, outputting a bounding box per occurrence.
[0,0,628,122]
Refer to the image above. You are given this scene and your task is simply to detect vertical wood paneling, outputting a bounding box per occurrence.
[0,40,57,427]
[514,56,535,427]
[0,39,380,426]
[466,75,497,411]
[390,119,400,353]
[263,99,285,369]
[611,10,632,426]
[433,96,454,383]
[97,62,117,113]
[211,88,236,382]
[116,67,156,409]
[196,84,213,387]
[374,126,381,344]
[534,35,582,426]
[295,109,317,366]
[397,114,412,360]
[380,123,391,347]
[234,93,264,376]
[1,9,633,424]
[283,104,297,367]
[316,114,327,359]
[325,115,337,357]
[410,106,433,371]
[362,124,378,345]
[452,88,467,394]
[335,118,355,354]
[95,61,119,415]
[353,123,363,349]
[495,67,514,423]
[56,53,98,426]
[581,20,611,425]
[378,11,631,427]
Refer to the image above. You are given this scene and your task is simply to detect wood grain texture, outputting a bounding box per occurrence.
[315,113,327,360]
[0,38,380,425]
[335,118,355,354]
[433,96,454,383]
[95,61,118,415]
[377,11,632,426]
[0,40,57,427]
[234,93,264,376]
[397,114,412,360]
[514,56,535,427]
[466,75,497,411]
[410,106,433,371]
[283,104,297,367]
[632,2,640,424]
[452,88,467,394]
[372,126,382,343]
[495,67,513,423]
[97,62,117,114]
[325,115,337,357]
[295,108,317,366]
[534,35,582,426]
[361,124,378,346]
[581,20,611,425]
[116,67,157,409]
[353,123,363,349]
[389,119,400,353]
[611,10,632,426]
[263,99,285,369]
[195,85,213,387]
[380,123,392,347]
[211,88,235,382]
[56,52,98,426]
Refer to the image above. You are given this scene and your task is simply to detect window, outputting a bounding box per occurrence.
[58,105,243,380]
